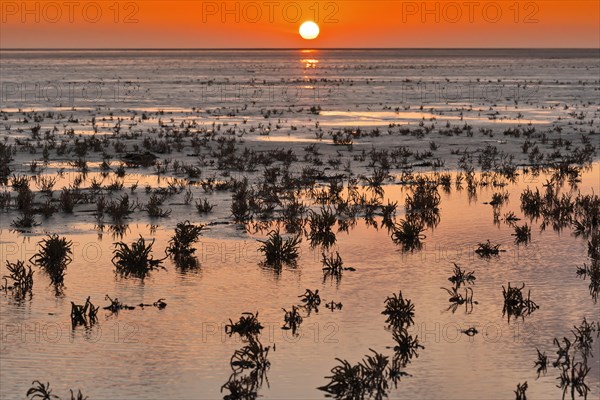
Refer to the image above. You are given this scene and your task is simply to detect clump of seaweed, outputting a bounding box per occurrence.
[448,263,476,287]
[282,305,303,335]
[318,349,398,399]
[225,312,264,338]
[441,285,476,314]
[514,381,528,400]
[112,236,165,279]
[103,294,135,312]
[382,291,415,329]
[299,288,321,312]
[195,198,215,214]
[475,240,503,258]
[307,207,337,247]
[145,193,171,218]
[322,251,355,283]
[390,217,425,251]
[2,260,34,300]
[26,380,89,400]
[165,220,204,267]
[534,348,548,378]
[70,297,99,327]
[258,229,301,268]
[512,224,532,244]
[502,282,539,321]
[389,328,424,367]
[541,318,598,400]
[29,234,72,287]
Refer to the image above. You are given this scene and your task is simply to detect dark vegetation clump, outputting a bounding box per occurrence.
[112,236,165,279]
[29,234,72,288]
[502,282,539,321]
[165,220,204,267]
[2,260,34,300]
[257,229,301,268]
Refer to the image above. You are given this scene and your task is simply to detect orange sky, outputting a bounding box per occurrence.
[1,1,598,48]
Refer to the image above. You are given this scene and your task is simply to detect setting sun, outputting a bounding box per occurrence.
[299,21,320,40]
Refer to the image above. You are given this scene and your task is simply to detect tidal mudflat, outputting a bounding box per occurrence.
[0,49,598,399]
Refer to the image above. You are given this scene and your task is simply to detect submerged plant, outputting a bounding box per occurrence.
[29,234,72,287]
[318,349,399,399]
[26,381,87,400]
[382,291,415,329]
[257,229,301,268]
[2,260,34,300]
[389,328,424,367]
[322,251,355,283]
[26,381,57,400]
[441,285,476,314]
[307,207,337,248]
[534,348,548,378]
[282,305,303,334]
[514,381,528,400]
[390,218,425,251]
[502,282,539,321]
[165,221,204,266]
[299,289,321,312]
[70,297,99,327]
[225,312,264,338]
[103,294,135,312]
[112,236,165,279]
[512,224,532,244]
[475,240,503,258]
[195,198,215,214]
[448,263,476,287]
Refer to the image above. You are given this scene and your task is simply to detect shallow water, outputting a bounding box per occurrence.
[1,163,598,399]
[0,48,599,399]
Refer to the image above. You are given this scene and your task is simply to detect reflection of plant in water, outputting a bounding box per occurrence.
[576,232,600,302]
[441,286,476,314]
[222,336,271,400]
[502,282,538,321]
[318,349,396,399]
[230,335,271,372]
[533,318,597,399]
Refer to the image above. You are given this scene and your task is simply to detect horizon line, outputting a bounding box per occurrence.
[1,47,598,51]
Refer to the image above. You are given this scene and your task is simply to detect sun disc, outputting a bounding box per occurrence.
[299,21,320,40]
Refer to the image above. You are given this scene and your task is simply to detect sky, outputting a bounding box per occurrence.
[0,1,599,48]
